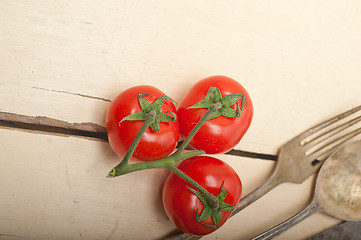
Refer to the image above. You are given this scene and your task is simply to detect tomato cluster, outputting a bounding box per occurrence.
[106,75,253,236]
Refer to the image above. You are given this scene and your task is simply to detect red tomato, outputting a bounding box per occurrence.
[177,75,253,154]
[106,85,179,161]
[162,156,242,235]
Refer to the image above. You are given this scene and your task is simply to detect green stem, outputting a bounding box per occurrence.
[167,165,219,209]
[107,111,156,177]
[107,149,204,177]
[176,103,221,154]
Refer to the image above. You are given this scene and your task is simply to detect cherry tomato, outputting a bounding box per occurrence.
[106,85,179,161]
[162,156,242,235]
[177,75,253,154]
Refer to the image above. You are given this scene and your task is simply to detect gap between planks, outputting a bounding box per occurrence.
[0,111,277,161]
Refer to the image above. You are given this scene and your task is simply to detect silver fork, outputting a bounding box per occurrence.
[166,105,361,240]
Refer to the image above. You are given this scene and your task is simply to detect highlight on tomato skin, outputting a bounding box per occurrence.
[106,85,180,161]
[177,75,254,154]
[162,156,242,236]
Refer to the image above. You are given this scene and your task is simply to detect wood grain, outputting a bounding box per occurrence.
[1,0,361,239]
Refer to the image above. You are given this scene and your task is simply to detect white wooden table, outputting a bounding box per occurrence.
[1,1,361,239]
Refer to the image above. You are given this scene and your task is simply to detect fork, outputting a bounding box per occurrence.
[166,105,361,240]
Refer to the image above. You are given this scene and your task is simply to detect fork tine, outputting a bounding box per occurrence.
[299,105,361,141]
[302,115,361,149]
[308,127,361,160]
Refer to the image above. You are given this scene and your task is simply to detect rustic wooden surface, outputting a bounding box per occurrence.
[1,1,361,239]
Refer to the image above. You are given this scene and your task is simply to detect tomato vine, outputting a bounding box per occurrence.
[106,77,252,235]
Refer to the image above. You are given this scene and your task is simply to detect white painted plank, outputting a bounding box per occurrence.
[0,128,341,239]
[1,1,361,238]
[0,128,174,239]
[1,1,361,154]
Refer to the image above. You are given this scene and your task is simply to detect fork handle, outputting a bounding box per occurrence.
[251,198,321,240]
[231,167,283,216]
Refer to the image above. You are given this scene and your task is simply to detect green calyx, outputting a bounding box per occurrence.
[119,94,177,131]
[188,86,246,120]
[188,182,234,229]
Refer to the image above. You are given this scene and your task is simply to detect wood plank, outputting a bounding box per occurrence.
[0,128,341,240]
[1,1,361,239]
[1,1,361,154]
[0,128,174,239]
